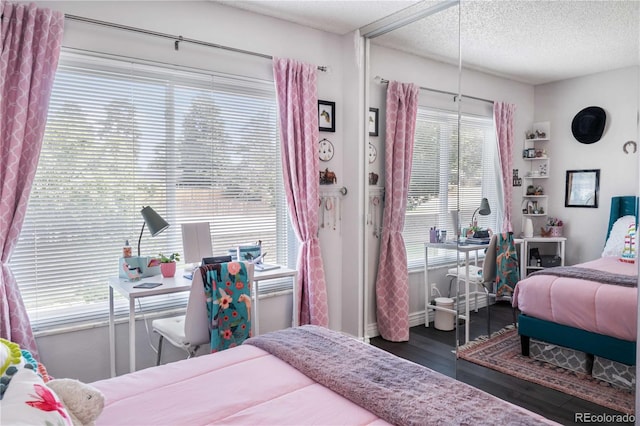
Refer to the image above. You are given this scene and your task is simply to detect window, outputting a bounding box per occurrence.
[404,107,501,268]
[10,51,293,330]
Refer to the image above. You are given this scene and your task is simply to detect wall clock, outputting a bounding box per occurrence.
[368,142,377,164]
[318,138,334,162]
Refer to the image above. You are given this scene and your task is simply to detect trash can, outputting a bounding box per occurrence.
[434,297,455,331]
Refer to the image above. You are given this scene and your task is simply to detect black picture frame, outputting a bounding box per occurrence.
[318,100,335,132]
[565,169,600,208]
[368,108,379,136]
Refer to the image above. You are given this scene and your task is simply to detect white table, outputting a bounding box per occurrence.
[424,242,487,345]
[519,236,566,279]
[108,266,297,376]
[424,239,523,345]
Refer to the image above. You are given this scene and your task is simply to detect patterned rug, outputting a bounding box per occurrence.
[458,327,635,414]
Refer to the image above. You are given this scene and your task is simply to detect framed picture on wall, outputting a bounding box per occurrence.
[565,169,600,208]
[318,100,335,132]
[368,108,379,136]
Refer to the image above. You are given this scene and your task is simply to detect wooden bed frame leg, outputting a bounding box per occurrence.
[520,335,530,356]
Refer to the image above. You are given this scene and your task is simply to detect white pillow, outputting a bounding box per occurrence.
[0,367,72,426]
[603,215,637,257]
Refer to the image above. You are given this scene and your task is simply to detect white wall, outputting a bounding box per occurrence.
[29,0,358,381]
[532,66,639,264]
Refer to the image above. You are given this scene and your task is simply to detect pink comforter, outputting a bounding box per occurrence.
[93,344,388,425]
[512,257,637,341]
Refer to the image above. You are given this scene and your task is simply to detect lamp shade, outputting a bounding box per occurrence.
[140,206,169,236]
[478,198,491,216]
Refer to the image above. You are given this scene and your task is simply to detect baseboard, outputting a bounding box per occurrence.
[365,297,490,339]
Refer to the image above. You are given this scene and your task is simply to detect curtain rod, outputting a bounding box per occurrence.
[64,14,328,72]
[375,77,493,105]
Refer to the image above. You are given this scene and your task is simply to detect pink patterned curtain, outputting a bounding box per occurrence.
[272,58,329,327]
[375,81,419,341]
[0,2,64,355]
[494,102,516,233]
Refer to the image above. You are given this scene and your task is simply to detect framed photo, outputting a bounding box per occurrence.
[565,169,600,208]
[318,100,335,132]
[368,108,379,136]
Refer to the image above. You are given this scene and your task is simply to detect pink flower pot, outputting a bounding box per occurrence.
[160,262,176,278]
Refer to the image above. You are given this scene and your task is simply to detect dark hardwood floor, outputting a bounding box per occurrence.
[370,303,630,425]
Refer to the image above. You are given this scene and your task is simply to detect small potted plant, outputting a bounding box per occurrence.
[158,252,180,278]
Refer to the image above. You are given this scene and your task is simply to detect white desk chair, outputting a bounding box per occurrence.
[152,262,254,365]
[446,236,497,337]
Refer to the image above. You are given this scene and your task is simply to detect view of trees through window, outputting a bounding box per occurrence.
[10,53,290,329]
[403,108,500,267]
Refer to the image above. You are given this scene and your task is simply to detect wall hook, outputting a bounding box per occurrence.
[174,35,183,51]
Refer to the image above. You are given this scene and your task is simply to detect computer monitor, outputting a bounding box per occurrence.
[181,222,213,264]
[202,255,232,265]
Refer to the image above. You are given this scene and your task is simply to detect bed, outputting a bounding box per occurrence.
[88,325,556,425]
[513,196,638,366]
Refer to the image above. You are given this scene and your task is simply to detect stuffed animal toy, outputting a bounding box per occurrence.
[46,378,105,426]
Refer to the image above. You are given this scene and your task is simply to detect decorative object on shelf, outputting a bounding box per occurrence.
[318,100,335,132]
[538,163,547,176]
[571,106,606,144]
[623,140,637,154]
[523,218,534,238]
[368,172,379,185]
[158,252,180,278]
[565,169,600,208]
[526,185,535,195]
[138,206,170,257]
[319,168,337,185]
[534,186,544,195]
[318,138,334,161]
[368,108,379,136]
[541,217,564,237]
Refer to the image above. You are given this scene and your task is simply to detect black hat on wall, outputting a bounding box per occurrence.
[571,106,606,144]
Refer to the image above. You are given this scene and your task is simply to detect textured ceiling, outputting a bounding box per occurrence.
[213,0,640,85]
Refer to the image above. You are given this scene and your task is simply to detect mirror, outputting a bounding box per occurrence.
[366,0,639,420]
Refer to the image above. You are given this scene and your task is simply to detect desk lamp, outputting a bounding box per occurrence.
[138,206,170,257]
[471,198,491,227]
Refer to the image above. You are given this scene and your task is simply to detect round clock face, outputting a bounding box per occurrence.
[368,142,377,164]
[319,139,334,161]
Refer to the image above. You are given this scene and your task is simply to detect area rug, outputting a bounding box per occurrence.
[458,327,635,414]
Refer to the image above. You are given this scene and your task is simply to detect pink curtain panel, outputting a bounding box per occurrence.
[494,102,516,233]
[0,2,64,356]
[375,81,419,341]
[272,58,328,327]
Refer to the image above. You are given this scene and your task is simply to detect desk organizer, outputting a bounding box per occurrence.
[119,256,161,279]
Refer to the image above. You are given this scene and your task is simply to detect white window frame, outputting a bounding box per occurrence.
[10,50,295,331]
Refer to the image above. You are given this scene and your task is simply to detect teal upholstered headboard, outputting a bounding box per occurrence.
[606,196,639,244]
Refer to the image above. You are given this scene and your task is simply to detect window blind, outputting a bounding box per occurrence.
[10,51,293,330]
[404,107,501,268]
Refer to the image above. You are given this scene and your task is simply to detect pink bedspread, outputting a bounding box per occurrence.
[512,257,637,341]
[93,344,388,425]
[92,327,558,425]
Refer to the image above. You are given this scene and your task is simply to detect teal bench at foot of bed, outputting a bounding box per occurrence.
[518,314,636,366]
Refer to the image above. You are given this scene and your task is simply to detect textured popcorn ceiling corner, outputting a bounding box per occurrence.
[213,0,639,85]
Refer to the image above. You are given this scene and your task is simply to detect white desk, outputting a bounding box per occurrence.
[108,266,297,376]
[424,238,523,345]
[424,242,487,345]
